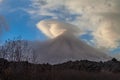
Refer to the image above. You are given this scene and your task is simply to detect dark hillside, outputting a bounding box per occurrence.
[0,58,120,80]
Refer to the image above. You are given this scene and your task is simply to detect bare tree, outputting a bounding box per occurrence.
[32,50,37,63]
[0,46,7,58]
[0,37,36,62]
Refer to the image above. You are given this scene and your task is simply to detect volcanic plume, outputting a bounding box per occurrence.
[36,20,111,64]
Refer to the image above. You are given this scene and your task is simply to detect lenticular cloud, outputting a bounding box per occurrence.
[36,20,111,64]
[37,20,81,38]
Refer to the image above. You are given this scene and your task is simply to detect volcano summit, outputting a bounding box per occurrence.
[35,20,111,64]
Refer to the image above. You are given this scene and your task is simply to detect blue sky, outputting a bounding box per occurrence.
[0,0,120,56]
[0,0,47,43]
[0,0,89,42]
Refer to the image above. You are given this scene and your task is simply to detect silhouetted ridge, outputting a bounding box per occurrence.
[1,58,120,80]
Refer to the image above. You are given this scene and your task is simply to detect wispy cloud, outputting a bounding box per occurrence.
[1,0,119,49]
[27,0,120,49]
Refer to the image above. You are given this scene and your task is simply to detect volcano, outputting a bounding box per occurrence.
[35,34,111,64]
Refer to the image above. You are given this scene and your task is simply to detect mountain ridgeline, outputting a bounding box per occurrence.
[0,36,111,64]
[35,35,111,64]
[0,58,120,80]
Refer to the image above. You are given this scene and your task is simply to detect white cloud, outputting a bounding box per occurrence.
[29,0,120,49]
[93,21,120,48]
[37,20,81,38]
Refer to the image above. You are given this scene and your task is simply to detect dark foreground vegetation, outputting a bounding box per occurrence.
[1,58,120,80]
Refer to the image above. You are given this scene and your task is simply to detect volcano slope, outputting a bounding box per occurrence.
[34,34,111,64]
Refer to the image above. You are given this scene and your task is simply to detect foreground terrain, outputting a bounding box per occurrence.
[0,58,120,80]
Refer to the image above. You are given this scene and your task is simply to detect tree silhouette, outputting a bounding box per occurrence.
[0,37,35,62]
